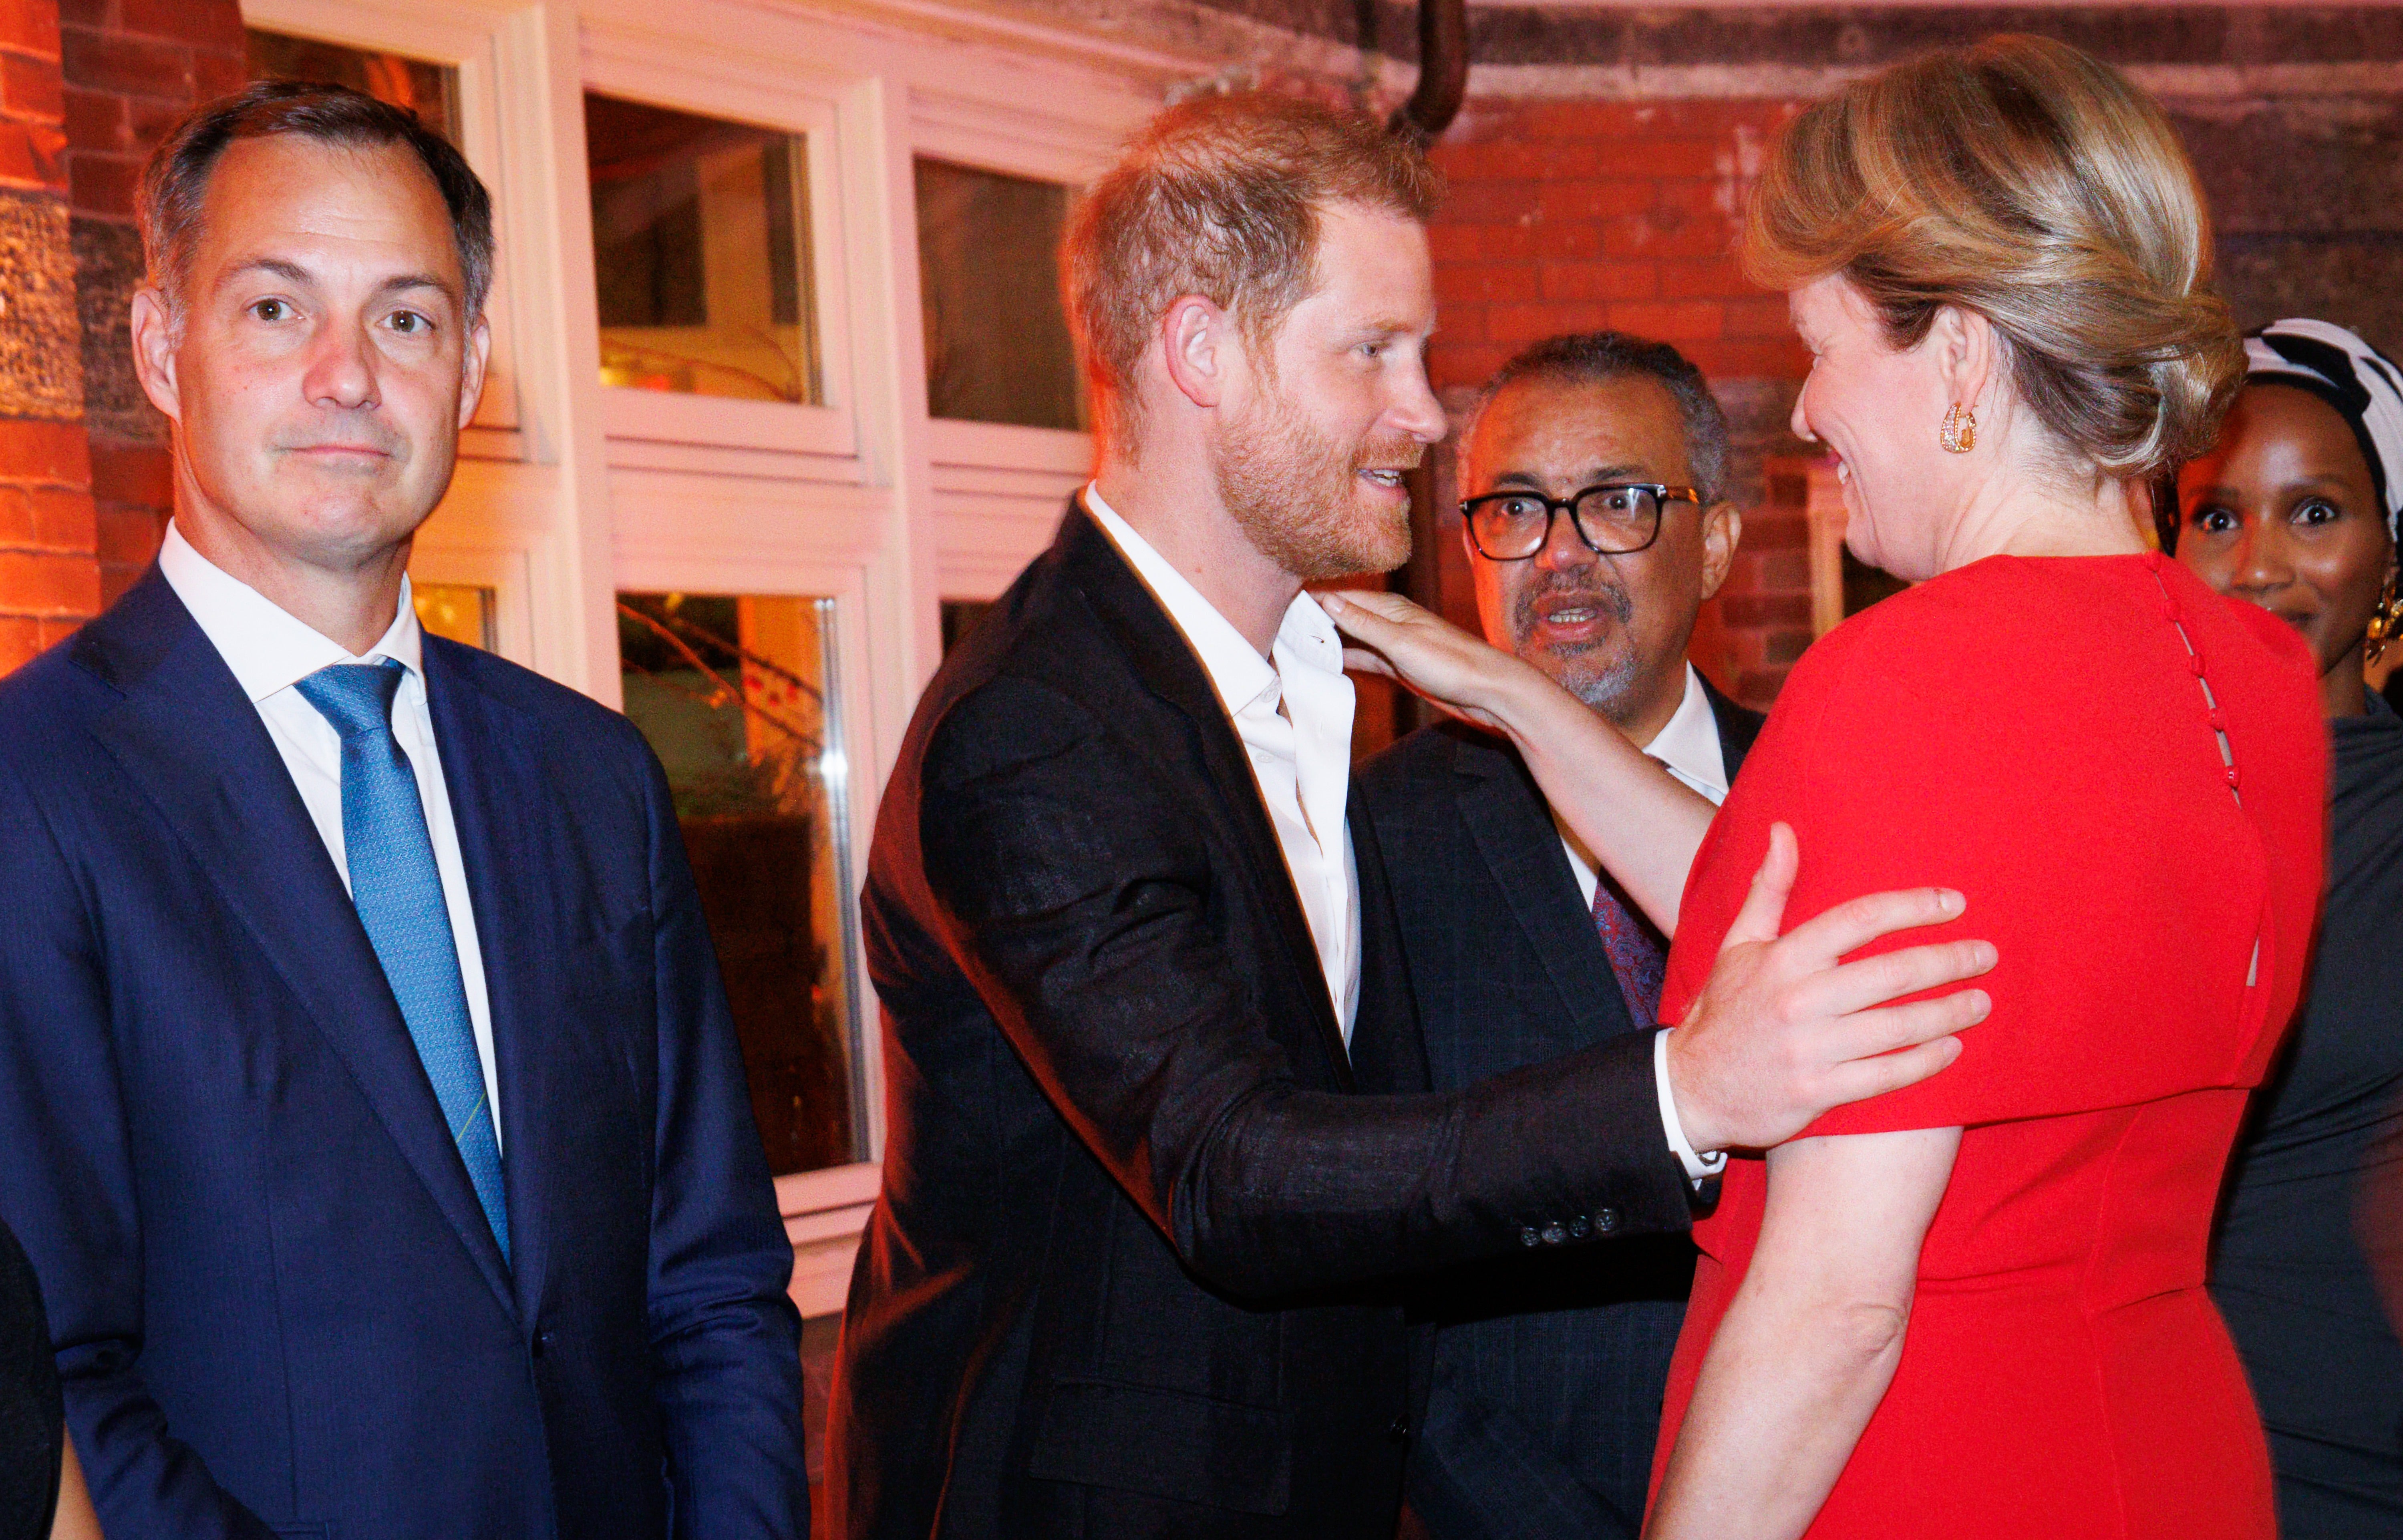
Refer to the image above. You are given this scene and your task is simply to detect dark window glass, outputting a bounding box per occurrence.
[617,593,861,1175]
[915,158,1083,430]
[587,95,821,404]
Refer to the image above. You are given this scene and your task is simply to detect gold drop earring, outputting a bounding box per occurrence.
[2367,565,2401,664]
[1940,403,1977,454]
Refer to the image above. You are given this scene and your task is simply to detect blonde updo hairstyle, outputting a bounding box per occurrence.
[1745,35,2244,480]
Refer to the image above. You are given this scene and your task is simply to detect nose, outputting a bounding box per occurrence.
[1789,386,1817,443]
[1534,501,1599,573]
[1388,357,1448,446]
[2228,517,2292,596]
[302,318,379,413]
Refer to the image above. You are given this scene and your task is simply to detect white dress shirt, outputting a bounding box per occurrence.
[1555,663,1731,1184]
[159,522,502,1147]
[1083,488,1363,1041]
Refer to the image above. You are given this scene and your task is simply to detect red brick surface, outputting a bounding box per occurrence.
[1428,95,1820,704]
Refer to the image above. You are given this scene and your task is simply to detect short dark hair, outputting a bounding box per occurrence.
[1459,332,1732,503]
[141,80,495,320]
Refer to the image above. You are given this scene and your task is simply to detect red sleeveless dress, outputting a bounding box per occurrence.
[1650,554,2325,1539]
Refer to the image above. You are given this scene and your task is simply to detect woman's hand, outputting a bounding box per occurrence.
[1318,585,1712,933]
[1314,588,1552,736]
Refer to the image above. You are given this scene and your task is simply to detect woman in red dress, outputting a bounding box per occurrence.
[1331,34,2324,1540]
[1634,39,2323,1540]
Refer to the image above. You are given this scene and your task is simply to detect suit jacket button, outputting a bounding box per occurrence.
[1389,1416,1411,1441]
[1520,1226,1541,1247]
[532,1329,556,1359]
[1540,1222,1567,1246]
[1595,1207,1621,1235]
[1568,1215,1592,1240]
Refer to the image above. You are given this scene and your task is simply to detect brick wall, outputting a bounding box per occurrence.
[0,0,98,676]
[62,0,244,605]
[1424,97,1819,708]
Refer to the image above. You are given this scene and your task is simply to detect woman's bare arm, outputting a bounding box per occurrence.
[1645,1127,1962,1540]
[1319,588,1713,932]
[52,1430,102,1540]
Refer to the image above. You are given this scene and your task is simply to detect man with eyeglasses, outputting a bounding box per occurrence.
[1357,333,1761,1540]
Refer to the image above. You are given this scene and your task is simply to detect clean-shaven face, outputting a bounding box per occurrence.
[1788,271,1954,582]
[159,133,487,575]
[2177,382,2395,680]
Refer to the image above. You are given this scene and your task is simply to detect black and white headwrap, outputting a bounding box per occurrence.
[2243,318,2403,544]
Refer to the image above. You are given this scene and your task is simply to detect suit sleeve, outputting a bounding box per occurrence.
[633,740,811,1539]
[0,754,278,1540]
[914,677,1692,1301]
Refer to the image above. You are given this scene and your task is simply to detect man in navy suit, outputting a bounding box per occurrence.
[0,82,808,1539]
[1357,334,1762,1538]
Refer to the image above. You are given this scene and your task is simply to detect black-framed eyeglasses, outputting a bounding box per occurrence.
[1459,483,1706,561]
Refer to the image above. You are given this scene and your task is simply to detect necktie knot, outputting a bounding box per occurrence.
[296,659,406,742]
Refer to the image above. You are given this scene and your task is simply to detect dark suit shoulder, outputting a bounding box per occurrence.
[1355,721,1529,813]
[428,635,646,752]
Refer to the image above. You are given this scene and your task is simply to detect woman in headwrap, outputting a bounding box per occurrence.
[2169,317,2403,1537]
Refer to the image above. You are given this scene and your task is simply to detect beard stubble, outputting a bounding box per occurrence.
[1212,373,1421,582]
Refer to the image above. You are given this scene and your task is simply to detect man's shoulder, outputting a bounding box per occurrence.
[1356,720,1524,806]
[0,631,131,783]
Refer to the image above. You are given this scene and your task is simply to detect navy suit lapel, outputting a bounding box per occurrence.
[72,572,518,1315]
[1455,744,1635,1044]
[423,642,557,1323]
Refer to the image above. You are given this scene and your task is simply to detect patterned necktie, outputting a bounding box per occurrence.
[296,660,509,1263]
[1591,872,1667,1030]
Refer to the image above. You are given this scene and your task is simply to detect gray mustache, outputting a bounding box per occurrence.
[1512,575,1632,636]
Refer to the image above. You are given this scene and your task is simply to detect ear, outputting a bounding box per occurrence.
[1698,501,1741,600]
[1158,294,1238,411]
[458,314,492,427]
[1930,304,1998,415]
[128,287,183,425]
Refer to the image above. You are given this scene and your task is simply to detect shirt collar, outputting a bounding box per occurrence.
[1083,484,1340,719]
[1641,663,1729,802]
[157,519,423,705]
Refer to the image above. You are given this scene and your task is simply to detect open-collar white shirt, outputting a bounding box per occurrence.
[1083,487,1363,1043]
[158,521,502,1146]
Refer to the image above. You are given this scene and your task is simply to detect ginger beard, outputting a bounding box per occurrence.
[1212,364,1421,582]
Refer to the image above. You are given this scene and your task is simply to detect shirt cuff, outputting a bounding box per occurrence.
[1654,1028,1728,1185]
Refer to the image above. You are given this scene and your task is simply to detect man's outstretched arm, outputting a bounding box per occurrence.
[914,679,1990,1301]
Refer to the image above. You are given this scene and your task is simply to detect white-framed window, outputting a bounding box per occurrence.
[239,0,1189,1317]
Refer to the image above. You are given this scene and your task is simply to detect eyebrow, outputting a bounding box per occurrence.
[220,257,459,303]
[2186,470,2361,500]
[1487,463,1651,491]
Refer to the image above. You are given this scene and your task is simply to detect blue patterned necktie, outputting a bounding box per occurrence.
[1591,872,1666,1031]
[296,660,509,1263]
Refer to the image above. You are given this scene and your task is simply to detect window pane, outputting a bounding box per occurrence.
[586,95,821,405]
[246,30,459,143]
[617,593,860,1175]
[915,159,1083,430]
[413,583,493,650]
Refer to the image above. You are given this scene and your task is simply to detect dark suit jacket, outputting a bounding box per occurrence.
[0,570,809,1540]
[828,503,1697,1540]
[1355,685,1762,1540]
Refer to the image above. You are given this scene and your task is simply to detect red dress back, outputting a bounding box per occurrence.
[1651,553,2326,1539]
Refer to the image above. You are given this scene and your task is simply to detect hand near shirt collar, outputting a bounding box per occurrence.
[1320,587,1993,1156]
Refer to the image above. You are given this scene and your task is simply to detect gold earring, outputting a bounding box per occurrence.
[2368,568,2401,664]
[1940,404,1977,454]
